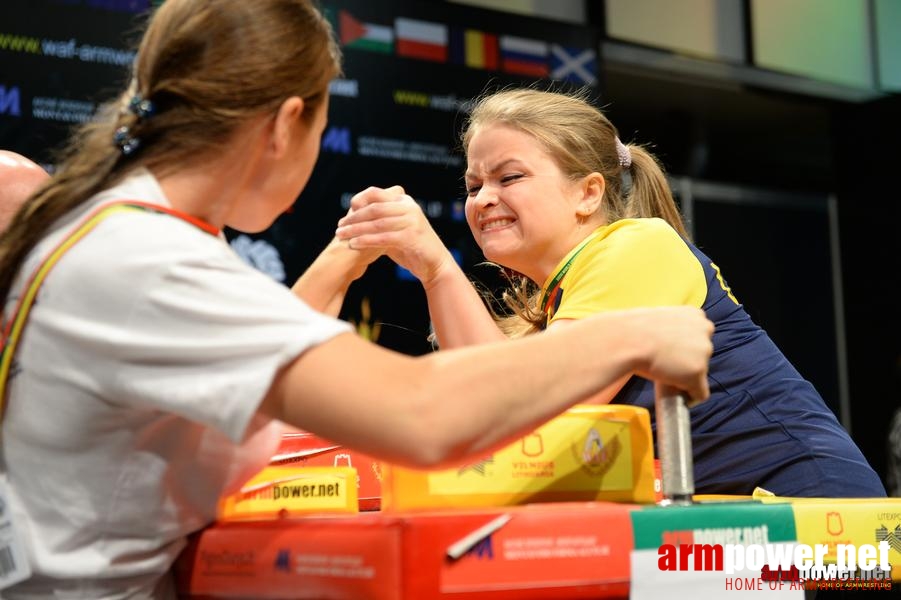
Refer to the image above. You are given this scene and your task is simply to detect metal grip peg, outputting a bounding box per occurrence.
[655,390,694,505]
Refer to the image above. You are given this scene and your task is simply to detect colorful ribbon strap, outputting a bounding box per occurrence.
[0,201,218,414]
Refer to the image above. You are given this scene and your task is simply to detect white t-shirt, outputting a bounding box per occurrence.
[1,170,352,598]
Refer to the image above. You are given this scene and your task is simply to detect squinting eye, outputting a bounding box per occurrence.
[466,185,481,196]
[501,174,524,184]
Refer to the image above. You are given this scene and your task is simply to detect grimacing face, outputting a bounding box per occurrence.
[463,123,589,284]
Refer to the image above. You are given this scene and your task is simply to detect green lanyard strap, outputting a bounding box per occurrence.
[538,229,602,320]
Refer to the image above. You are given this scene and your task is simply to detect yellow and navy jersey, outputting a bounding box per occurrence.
[540,218,884,497]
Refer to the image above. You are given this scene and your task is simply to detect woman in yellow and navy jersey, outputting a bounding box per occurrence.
[336,88,885,498]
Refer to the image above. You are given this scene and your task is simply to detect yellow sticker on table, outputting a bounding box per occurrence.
[218,466,358,520]
[758,495,901,580]
[427,416,632,494]
[379,404,655,511]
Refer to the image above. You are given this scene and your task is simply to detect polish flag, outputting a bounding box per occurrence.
[395,17,448,62]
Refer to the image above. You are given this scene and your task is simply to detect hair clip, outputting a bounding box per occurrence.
[128,94,155,120]
[114,125,141,156]
[615,137,632,169]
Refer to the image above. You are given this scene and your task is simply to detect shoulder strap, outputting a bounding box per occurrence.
[0,201,219,416]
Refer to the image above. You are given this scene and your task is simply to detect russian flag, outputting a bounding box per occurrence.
[449,28,499,70]
[499,35,548,78]
[395,17,448,62]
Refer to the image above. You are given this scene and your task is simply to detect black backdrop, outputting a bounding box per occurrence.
[0,1,150,161]
[0,0,600,356]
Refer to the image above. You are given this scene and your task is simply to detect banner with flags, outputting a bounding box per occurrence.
[332,4,598,88]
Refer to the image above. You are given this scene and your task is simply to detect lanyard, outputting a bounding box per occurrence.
[0,200,219,414]
[538,229,603,320]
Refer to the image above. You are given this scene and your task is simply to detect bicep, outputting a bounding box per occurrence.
[258,332,423,461]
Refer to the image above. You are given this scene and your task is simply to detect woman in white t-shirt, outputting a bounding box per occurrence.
[0,1,713,598]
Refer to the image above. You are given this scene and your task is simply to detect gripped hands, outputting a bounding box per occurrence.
[335,185,454,287]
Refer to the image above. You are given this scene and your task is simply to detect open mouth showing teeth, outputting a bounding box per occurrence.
[481,218,514,231]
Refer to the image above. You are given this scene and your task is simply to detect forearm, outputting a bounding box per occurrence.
[263,305,710,469]
[265,312,648,468]
[292,238,370,316]
[423,262,506,348]
[291,266,353,317]
[546,319,630,404]
[318,290,347,318]
[411,318,645,462]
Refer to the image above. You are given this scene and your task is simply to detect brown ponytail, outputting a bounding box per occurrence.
[0,0,340,304]
[624,144,688,239]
